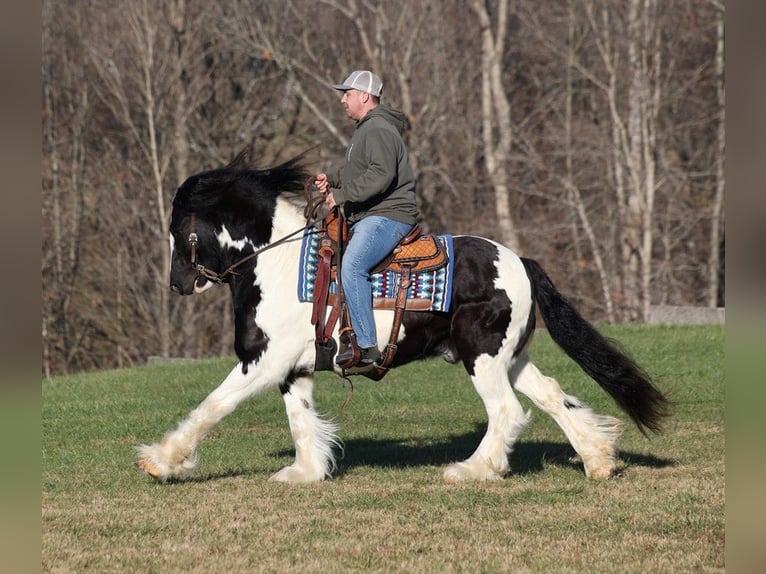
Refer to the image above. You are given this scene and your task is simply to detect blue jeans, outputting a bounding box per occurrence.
[342,216,414,349]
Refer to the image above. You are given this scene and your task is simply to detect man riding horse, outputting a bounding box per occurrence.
[314,70,418,371]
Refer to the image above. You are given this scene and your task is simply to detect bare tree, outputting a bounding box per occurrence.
[709,3,725,308]
[574,0,663,321]
[504,0,722,321]
[514,1,617,320]
[87,0,174,355]
[42,1,93,375]
[87,1,244,362]
[470,0,521,251]
[41,0,724,375]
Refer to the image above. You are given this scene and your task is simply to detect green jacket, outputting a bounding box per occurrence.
[328,105,418,226]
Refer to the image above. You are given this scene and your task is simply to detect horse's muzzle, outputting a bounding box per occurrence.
[169,275,197,296]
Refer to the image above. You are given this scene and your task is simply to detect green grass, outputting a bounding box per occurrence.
[42,325,724,573]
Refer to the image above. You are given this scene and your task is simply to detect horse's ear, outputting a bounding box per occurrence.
[227,145,253,169]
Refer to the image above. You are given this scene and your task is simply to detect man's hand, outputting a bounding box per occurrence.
[314,173,336,207]
[314,173,329,194]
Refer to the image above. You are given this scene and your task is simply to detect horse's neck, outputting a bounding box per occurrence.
[221,198,305,285]
[247,198,306,305]
[272,198,306,243]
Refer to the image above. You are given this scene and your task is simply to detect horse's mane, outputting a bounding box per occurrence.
[172,147,311,218]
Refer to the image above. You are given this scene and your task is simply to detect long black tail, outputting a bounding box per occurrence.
[521,257,671,435]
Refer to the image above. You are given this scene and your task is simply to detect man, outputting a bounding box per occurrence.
[314,70,418,369]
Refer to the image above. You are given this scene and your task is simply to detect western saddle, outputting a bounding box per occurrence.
[304,181,448,381]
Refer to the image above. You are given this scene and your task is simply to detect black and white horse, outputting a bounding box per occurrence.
[136,151,669,484]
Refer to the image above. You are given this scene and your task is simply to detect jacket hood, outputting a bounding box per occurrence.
[361,105,410,135]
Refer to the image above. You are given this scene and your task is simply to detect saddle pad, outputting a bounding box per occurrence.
[297,229,454,313]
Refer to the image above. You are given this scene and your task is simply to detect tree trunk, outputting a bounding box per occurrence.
[169,0,198,357]
[471,0,520,252]
[709,7,725,308]
[565,0,615,322]
[591,0,660,322]
[135,1,172,357]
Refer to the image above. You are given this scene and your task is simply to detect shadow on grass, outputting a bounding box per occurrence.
[277,422,675,478]
[173,423,675,483]
[161,469,261,484]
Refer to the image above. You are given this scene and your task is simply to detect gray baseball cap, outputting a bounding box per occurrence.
[332,70,383,97]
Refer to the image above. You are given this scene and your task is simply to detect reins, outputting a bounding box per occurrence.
[201,227,310,284]
[187,197,320,286]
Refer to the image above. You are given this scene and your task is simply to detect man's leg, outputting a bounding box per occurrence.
[340,216,413,352]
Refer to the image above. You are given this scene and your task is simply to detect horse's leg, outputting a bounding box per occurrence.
[270,374,340,483]
[136,360,281,482]
[443,352,531,482]
[511,353,623,479]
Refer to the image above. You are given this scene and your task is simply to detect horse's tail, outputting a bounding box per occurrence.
[521,257,671,435]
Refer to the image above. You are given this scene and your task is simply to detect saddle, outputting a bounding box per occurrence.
[306,190,448,381]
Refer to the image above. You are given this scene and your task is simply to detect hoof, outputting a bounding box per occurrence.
[443,461,506,483]
[134,443,197,482]
[269,465,325,484]
[443,462,469,483]
[585,465,616,480]
[582,453,617,480]
[135,458,163,481]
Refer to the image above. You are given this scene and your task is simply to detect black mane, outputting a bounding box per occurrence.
[171,150,311,223]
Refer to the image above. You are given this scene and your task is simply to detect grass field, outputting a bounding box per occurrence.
[42,325,724,573]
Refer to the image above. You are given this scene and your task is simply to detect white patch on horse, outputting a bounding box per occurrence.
[252,200,316,362]
[270,375,340,483]
[492,240,534,353]
[217,225,255,253]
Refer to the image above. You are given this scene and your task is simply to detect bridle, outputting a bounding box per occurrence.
[184,178,329,285]
[186,212,316,285]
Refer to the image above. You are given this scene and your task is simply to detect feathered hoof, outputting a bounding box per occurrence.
[581,454,617,479]
[134,444,197,483]
[269,464,326,484]
[443,460,507,483]
[135,457,164,481]
[584,464,616,480]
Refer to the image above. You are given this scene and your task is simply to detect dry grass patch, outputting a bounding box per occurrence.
[43,326,724,573]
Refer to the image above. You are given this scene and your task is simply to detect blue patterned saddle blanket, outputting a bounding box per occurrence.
[297,230,454,313]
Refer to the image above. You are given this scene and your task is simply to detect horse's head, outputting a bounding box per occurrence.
[169,207,222,296]
[169,171,225,295]
[167,150,312,296]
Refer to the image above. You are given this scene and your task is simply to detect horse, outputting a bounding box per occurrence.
[136,149,670,484]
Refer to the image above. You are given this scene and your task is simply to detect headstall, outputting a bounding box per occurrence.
[186,212,312,285]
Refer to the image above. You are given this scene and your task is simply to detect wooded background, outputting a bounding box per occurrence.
[41,0,725,377]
